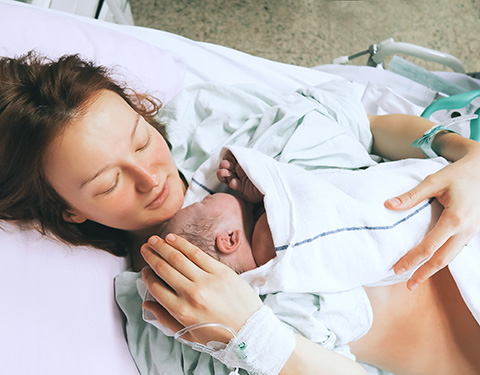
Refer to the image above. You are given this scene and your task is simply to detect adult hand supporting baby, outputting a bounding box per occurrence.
[387,134,480,291]
[141,233,263,344]
[141,234,367,375]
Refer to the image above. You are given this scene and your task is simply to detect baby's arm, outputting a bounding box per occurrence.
[217,150,263,203]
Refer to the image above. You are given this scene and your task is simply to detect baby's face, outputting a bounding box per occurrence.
[165,193,246,235]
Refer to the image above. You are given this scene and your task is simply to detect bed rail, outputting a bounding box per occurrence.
[334,38,466,74]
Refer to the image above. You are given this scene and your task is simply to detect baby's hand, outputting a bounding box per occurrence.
[217,151,263,203]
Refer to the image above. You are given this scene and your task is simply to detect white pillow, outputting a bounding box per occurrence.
[0,0,186,103]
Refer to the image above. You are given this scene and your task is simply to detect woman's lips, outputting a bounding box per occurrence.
[145,178,170,210]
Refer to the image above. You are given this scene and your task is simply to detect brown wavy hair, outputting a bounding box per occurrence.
[0,52,168,256]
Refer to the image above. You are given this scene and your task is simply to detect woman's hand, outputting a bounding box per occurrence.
[142,235,366,375]
[141,233,263,344]
[386,144,480,290]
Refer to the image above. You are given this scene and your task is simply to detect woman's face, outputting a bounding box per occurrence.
[44,90,185,232]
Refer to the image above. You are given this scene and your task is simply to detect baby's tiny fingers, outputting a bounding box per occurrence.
[217,168,233,180]
[219,158,235,171]
[220,152,238,168]
[228,177,242,191]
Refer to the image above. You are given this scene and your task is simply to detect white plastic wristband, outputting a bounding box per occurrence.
[207,305,296,375]
[412,114,478,158]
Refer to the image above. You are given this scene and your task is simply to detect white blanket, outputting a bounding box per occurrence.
[137,148,453,363]
[223,146,447,295]
[139,146,451,356]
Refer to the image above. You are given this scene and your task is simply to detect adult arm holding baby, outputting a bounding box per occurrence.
[369,114,480,290]
[142,113,480,374]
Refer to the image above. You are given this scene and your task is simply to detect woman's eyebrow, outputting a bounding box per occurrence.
[80,114,141,189]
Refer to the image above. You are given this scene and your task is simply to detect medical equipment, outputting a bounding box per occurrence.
[412,114,478,157]
[175,322,242,375]
[334,37,466,73]
[413,90,480,156]
[421,90,480,141]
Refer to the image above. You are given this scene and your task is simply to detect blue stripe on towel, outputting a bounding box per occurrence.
[192,177,215,195]
[275,198,434,252]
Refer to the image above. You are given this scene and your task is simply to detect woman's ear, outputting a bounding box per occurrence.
[62,210,87,224]
[215,230,241,254]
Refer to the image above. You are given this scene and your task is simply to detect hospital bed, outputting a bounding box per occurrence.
[0,1,479,375]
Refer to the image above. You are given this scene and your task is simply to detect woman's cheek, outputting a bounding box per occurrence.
[94,191,138,222]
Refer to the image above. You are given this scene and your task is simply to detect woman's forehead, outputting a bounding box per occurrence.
[44,91,139,185]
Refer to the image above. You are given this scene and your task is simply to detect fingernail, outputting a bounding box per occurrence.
[386,198,402,207]
[166,233,176,242]
[395,267,406,275]
[149,236,159,246]
[409,282,418,291]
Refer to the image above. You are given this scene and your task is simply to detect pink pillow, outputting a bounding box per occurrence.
[0,222,139,375]
[0,1,185,103]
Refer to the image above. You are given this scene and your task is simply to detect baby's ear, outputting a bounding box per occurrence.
[62,209,87,224]
[215,230,241,254]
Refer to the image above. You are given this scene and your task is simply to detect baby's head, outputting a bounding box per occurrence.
[163,193,257,274]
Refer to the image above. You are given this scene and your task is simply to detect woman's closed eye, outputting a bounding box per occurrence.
[136,132,152,152]
[99,173,120,195]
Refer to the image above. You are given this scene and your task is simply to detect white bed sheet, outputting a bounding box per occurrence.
[1,1,479,375]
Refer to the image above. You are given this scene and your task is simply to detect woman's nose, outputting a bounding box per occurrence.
[131,164,159,192]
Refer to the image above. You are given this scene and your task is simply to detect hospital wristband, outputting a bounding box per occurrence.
[412,114,479,158]
[412,124,460,158]
[207,305,296,375]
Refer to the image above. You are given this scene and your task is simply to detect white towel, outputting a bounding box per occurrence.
[223,146,447,295]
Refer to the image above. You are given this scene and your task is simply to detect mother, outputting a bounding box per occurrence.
[1,53,479,374]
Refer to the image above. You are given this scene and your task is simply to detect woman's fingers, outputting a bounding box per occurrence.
[143,234,230,279]
[141,233,264,342]
[164,233,233,274]
[141,239,196,287]
[385,176,437,211]
[388,161,480,289]
[394,208,455,274]
[403,236,465,290]
[395,208,474,291]
[142,265,181,307]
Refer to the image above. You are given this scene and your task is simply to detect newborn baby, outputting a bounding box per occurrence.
[163,150,274,274]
